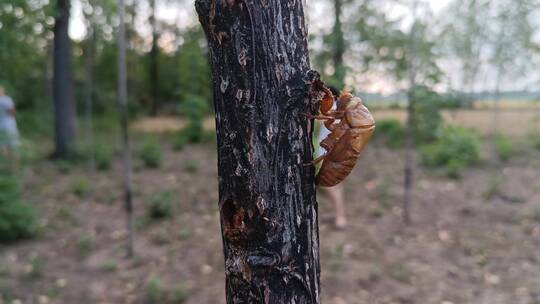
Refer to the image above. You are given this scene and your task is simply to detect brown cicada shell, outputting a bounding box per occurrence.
[310,88,375,187]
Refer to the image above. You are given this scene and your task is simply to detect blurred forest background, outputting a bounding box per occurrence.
[1,0,540,303]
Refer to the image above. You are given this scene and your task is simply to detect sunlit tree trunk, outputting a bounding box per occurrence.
[196,0,321,302]
[53,0,76,158]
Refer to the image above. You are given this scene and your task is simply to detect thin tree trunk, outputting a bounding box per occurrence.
[403,12,418,225]
[332,0,345,87]
[84,19,97,198]
[117,0,135,258]
[124,1,138,109]
[490,63,502,164]
[196,0,321,302]
[53,0,76,158]
[149,0,159,116]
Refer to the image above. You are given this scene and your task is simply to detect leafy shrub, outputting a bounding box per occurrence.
[56,160,73,174]
[495,134,513,162]
[18,140,39,166]
[177,122,204,145]
[0,201,37,242]
[77,234,96,257]
[392,264,411,283]
[100,259,118,272]
[483,175,503,200]
[171,283,189,303]
[445,159,464,179]
[184,160,199,173]
[146,276,190,304]
[139,138,162,168]
[173,135,188,151]
[147,276,165,303]
[0,174,37,242]
[147,190,175,219]
[412,86,443,144]
[69,178,90,198]
[28,256,45,278]
[529,131,540,150]
[0,174,19,203]
[421,126,480,177]
[178,228,192,240]
[176,95,209,149]
[374,119,404,149]
[95,145,113,171]
[439,92,474,109]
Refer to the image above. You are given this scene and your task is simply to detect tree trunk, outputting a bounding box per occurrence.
[84,17,97,197]
[53,0,76,158]
[149,0,159,116]
[117,0,135,257]
[403,16,419,225]
[196,0,321,302]
[332,0,345,87]
[490,63,502,165]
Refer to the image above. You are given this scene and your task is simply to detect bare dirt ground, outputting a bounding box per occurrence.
[1,138,540,304]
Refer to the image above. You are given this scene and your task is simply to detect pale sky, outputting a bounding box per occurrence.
[69,0,451,40]
[70,0,539,94]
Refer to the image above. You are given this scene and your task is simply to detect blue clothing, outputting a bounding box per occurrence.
[0,95,19,148]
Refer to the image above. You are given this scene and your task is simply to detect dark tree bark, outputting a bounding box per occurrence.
[53,0,76,158]
[149,0,159,116]
[196,0,321,302]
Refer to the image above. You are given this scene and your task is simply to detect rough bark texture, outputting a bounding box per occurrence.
[195,0,321,302]
[53,0,76,158]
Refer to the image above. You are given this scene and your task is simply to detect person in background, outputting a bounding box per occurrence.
[0,85,20,168]
[316,86,347,229]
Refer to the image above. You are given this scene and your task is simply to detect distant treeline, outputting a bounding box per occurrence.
[362,90,540,106]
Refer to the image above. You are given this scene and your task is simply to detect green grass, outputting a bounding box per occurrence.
[421,126,480,178]
[374,119,404,149]
[77,234,96,258]
[69,178,90,198]
[392,264,411,283]
[495,134,513,162]
[27,256,45,278]
[184,160,199,173]
[145,276,190,303]
[178,228,192,240]
[146,190,175,219]
[139,138,162,168]
[529,131,540,150]
[95,145,114,171]
[147,276,166,303]
[100,259,118,272]
[483,175,503,201]
[0,174,38,242]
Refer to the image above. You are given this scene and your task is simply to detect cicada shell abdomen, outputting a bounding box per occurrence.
[316,126,374,187]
